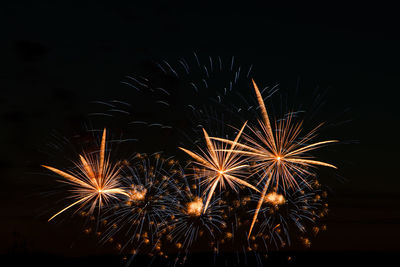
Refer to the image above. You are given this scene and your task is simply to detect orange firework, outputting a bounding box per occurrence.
[186,197,204,217]
[211,79,338,237]
[264,191,285,206]
[179,122,259,213]
[42,128,129,221]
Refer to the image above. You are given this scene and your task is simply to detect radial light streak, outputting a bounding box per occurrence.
[179,122,259,214]
[211,79,337,237]
[42,129,129,221]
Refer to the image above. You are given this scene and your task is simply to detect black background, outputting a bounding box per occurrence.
[1,1,399,266]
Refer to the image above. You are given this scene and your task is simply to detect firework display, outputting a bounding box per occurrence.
[41,55,338,266]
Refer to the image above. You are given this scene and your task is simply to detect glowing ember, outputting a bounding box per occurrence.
[129,185,147,201]
[264,192,285,205]
[187,197,203,216]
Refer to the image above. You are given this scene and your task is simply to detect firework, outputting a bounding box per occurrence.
[211,79,337,237]
[42,129,128,221]
[248,178,328,250]
[166,167,226,253]
[179,122,259,214]
[100,153,179,256]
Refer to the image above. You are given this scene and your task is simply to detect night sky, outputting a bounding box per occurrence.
[1,1,399,266]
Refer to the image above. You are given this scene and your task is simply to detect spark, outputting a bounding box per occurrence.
[42,129,129,221]
[187,197,203,216]
[264,192,285,205]
[179,122,259,213]
[129,185,147,201]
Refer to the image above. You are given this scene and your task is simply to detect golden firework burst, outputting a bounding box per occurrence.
[211,79,338,237]
[42,128,129,221]
[180,122,259,213]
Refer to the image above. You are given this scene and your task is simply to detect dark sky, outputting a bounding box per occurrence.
[1,1,399,265]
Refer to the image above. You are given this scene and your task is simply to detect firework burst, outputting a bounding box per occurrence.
[179,122,259,214]
[100,153,180,256]
[165,169,226,253]
[248,178,328,250]
[42,129,128,221]
[211,79,337,237]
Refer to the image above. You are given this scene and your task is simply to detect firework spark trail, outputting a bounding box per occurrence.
[210,80,337,237]
[179,122,259,214]
[42,129,129,221]
[92,55,257,158]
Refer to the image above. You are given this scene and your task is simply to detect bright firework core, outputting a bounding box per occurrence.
[129,185,147,201]
[264,192,285,205]
[187,198,203,216]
